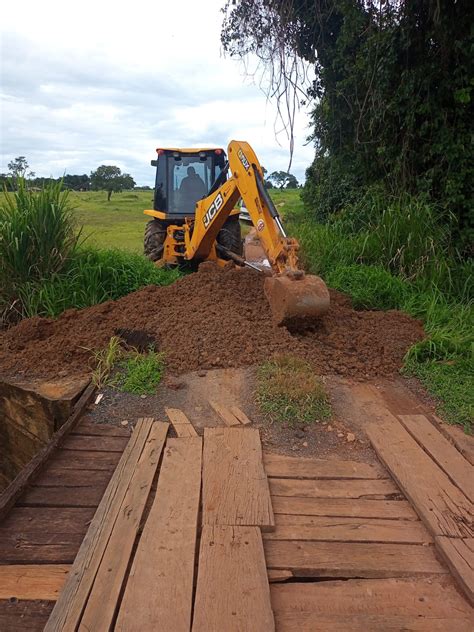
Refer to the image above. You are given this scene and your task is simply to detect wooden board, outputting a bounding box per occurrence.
[0,565,69,601]
[71,421,130,437]
[165,407,198,437]
[116,437,202,632]
[209,400,240,426]
[269,478,399,499]
[192,525,275,632]
[51,449,121,471]
[32,468,112,488]
[436,536,474,605]
[18,486,104,508]
[263,452,387,479]
[202,427,274,529]
[264,540,447,578]
[44,419,168,632]
[435,415,474,466]
[272,496,418,520]
[273,612,474,631]
[399,414,474,503]
[0,383,95,522]
[365,410,473,538]
[230,406,252,425]
[0,532,84,564]
[0,600,54,632]
[60,434,129,453]
[268,569,293,583]
[78,423,170,632]
[264,516,431,544]
[0,506,94,534]
[271,576,473,618]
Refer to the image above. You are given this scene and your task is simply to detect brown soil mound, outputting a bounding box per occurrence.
[0,265,424,381]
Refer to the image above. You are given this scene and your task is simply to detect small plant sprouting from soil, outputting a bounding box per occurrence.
[256,354,331,426]
[90,336,165,394]
[116,349,165,395]
[90,336,123,388]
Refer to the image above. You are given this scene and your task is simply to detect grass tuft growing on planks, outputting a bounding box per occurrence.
[257,355,331,426]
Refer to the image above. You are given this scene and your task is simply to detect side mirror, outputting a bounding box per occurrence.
[151,160,157,167]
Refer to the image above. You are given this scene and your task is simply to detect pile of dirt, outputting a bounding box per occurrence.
[0,264,424,381]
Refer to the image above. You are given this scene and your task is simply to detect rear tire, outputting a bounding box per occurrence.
[217,216,243,257]
[144,219,166,261]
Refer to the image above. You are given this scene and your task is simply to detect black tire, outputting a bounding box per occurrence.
[217,216,243,257]
[144,219,166,261]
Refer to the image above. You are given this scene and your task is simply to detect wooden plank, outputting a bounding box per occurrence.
[78,424,171,632]
[165,407,198,437]
[0,600,54,632]
[202,427,274,529]
[264,541,447,578]
[33,468,112,488]
[274,613,474,631]
[264,516,432,544]
[269,478,399,499]
[0,506,94,534]
[366,410,473,538]
[0,532,84,564]
[0,565,69,601]
[50,449,120,471]
[192,525,275,632]
[71,421,130,437]
[399,414,474,503]
[436,536,474,605]
[116,438,202,632]
[263,452,387,479]
[44,419,168,632]
[0,383,95,522]
[230,405,252,425]
[272,496,418,520]
[18,486,104,508]
[268,569,293,583]
[435,415,474,466]
[209,400,240,426]
[270,576,473,618]
[60,434,129,453]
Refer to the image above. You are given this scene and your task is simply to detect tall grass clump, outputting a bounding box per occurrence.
[0,179,80,319]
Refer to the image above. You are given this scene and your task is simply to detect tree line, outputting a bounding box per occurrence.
[1,157,137,200]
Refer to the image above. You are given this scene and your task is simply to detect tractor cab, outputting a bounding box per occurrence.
[151,148,227,219]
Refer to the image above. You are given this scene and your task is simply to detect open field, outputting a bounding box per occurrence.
[70,190,154,252]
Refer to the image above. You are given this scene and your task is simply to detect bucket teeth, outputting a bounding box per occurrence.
[264,274,330,327]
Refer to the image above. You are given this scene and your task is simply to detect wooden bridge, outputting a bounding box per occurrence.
[0,392,472,630]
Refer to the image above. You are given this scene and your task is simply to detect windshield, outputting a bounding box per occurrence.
[168,156,213,215]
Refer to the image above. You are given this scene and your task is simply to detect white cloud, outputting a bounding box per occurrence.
[0,0,315,184]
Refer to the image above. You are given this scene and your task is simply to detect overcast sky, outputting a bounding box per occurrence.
[0,0,315,185]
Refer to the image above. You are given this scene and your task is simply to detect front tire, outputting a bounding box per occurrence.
[217,216,243,257]
[144,219,166,261]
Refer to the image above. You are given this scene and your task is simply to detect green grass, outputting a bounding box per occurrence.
[19,248,180,319]
[116,349,165,395]
[257,355,331,426]
[70,190,153,252]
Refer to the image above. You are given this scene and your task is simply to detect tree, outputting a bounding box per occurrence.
[90,165,135,200]
[269,170,299,189]
[63,174,90,191]
[8,156,35,181]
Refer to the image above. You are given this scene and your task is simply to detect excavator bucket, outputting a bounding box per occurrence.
[264,273,330,328]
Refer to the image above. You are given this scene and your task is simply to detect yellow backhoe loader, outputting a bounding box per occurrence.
[143,140,329,326]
